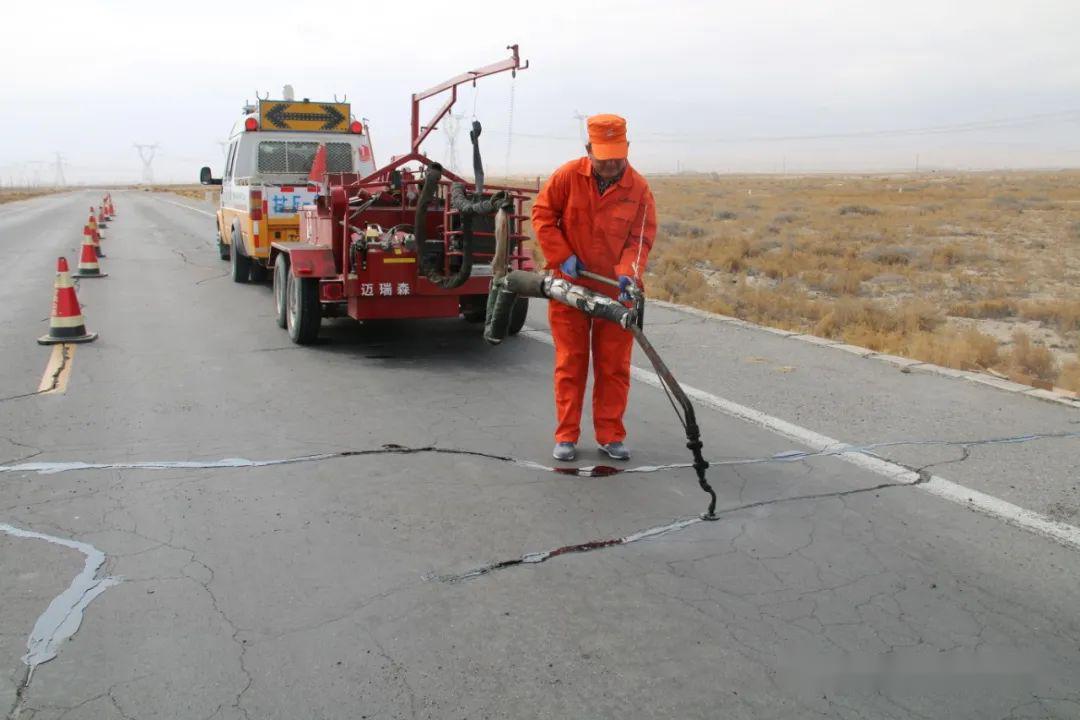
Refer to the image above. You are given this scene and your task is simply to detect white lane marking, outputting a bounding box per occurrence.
[520,327,1080,551]
[0,455,338,475]
[153,196,215,217]
[0,523,121,674]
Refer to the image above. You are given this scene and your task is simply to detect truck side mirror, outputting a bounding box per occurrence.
[200,166,222,186]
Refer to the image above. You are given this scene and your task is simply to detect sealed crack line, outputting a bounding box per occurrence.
[1,432,1077,478]
[0,345,72,403]
[3,432,1080,551]
[433,478,910,583]
[0,523,121,678]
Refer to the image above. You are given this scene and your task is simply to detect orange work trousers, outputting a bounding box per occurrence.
[549,300,634,444]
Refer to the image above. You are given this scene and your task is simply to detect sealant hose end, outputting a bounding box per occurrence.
[700,511,720,522]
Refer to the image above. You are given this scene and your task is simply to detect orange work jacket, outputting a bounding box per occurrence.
[532,157,657,297]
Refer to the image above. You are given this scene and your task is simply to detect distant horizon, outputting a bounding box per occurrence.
[7,165,1080,191]
[6,0,1079,187]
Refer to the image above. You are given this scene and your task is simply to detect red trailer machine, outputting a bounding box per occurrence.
[270,46,535,344]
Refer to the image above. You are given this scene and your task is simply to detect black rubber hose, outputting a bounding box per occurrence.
[470,120,484,195]
[414,162,443,278]
[449,183,510,215]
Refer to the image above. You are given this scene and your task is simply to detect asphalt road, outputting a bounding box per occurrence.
[1,189,1079,719]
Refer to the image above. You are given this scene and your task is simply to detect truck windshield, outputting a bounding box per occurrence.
[257,141,354,173]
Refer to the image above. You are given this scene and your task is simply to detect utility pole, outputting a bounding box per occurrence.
[573,110,588,145]
[52,152,66,187]
[134,143,159,183]
[915,153,920,173]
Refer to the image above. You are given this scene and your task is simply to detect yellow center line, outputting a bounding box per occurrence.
[38,344,75,395]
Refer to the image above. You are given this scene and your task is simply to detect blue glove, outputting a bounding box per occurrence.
[618,275,635,303]
[560,254,585,279]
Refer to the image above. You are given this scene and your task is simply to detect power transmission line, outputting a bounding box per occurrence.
[442,112,464,172]
[133,143,159,183]
[573,110,588,144]
[490,108,1080,146]
[52,153,66,187]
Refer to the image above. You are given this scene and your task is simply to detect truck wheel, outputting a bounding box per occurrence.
[230,228,251,283]
[508,297,528,335]
[286,273,320,345]
[273,256,289,328]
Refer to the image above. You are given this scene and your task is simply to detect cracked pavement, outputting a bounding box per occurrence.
[1,191,1079,718]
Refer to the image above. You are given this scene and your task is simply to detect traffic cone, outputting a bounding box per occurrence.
[106,194,115,217]
[92,227,105,258]
[38,258,97,344]
[97,204,108,228]
[75,234,107,278]
[88,209,99,236]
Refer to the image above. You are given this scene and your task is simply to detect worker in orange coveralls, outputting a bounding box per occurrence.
[532,114,657,462]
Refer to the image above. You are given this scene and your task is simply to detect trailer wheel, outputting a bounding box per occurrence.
[508,297,528,336]
[230,227,252,283]
[286,273,320,345]
[273,256,289,328]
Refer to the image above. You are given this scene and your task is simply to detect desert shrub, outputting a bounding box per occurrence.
[708,238,751,273]
[928,243,966,268]
[863,246,916,265]
[992,195,1024,213]
[1007,330,1056,381]
[773,212,799,224]
[659,220,707,239]
[805,270,866,296]
[714,210,738,220]
[948,298,1018,319]
[838,205,880,216]
[1018,299,1080,333]
[812,298,942,342]
[750,238,783,256]
[1059,355,1080,392]
[907,327,1000,370]
[919,204,944,215]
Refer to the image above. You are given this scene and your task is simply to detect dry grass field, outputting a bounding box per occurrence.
[149,172,1080,392]
[0,188,61,204]
[642,171,1080,392]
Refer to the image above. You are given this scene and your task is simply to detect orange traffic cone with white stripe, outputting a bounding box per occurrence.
[75,233,107,278]
[88,209,99,238]
[106,194,115,217]
[38,258,97,345]
[92,227,105,258]
[97,204,108,228]
[83,223,105,258]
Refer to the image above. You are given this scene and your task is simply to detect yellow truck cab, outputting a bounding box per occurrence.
[200,90,376,282]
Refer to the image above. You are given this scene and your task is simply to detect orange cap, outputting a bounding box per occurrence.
[587,114,629,160]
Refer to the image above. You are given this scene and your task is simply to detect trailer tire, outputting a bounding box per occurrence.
[273,255,289,328]
[508,297,528,336]
[230,227,252,284]
[286,273,320,345]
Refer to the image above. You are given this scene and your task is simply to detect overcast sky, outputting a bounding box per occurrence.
[3,0,1079,184]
